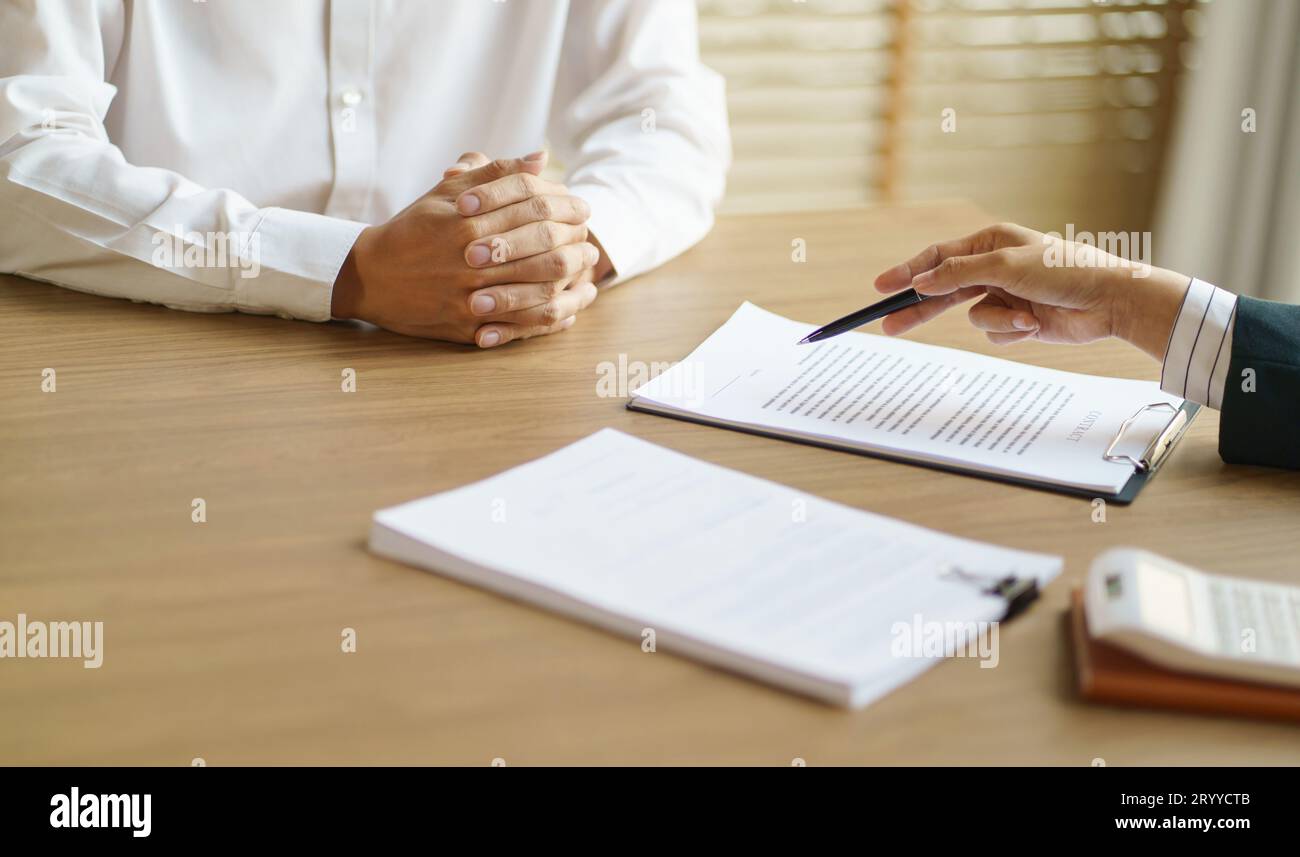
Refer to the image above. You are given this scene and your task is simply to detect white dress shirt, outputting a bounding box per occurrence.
[1160,278,1238,410]
[0,0,730,322]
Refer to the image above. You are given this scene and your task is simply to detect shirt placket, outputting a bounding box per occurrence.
[324,0,376,222]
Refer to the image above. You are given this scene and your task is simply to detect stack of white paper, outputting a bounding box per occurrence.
[371,429,1061,708]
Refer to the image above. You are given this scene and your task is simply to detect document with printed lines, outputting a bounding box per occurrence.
[629,302,1186,496]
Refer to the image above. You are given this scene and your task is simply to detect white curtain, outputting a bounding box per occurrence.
[1154,0,1300,301]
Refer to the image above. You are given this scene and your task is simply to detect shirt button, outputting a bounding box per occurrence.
[341,88,363,107]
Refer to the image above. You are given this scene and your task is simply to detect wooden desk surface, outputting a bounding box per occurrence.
[3,202,1299,765]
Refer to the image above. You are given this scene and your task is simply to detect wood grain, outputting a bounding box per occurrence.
[3,202,1298,765]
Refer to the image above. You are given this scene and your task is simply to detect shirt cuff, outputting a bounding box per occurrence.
[1160,277,1238,410]
[239,207,368,322]
[568,182,651,287]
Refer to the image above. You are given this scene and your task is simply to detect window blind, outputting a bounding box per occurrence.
[699,0,1206,234]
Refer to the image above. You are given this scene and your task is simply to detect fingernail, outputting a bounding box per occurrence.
[458,193,481,214]
[471,294,496,315]
[523,150,546,162]
[911,270,934,290]
[479,330,501,347]
[467,244,492,266]
[1014,314,1037,330]
[560,317,575,329]
[584,245,599,266]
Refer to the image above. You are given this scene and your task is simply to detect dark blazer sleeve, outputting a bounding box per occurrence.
[1218,296,1300,469]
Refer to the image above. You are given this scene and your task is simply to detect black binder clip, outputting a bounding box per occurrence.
[941,565,1040,621]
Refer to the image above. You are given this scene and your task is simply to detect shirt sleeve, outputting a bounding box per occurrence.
[0,1,366,322]
[548,0,731,284]
[1159,277,1239,409]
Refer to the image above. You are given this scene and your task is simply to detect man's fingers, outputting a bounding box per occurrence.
[968,294,1039,334]
[465,221,588,267]
[879,286,984,336]
[468,277,572,316]
[444,151,490,177]
[567,266,596,289]
[481,242,599,285]
[473,280,598,348]
[476,315,577,348]
[442,151,548,197]
[489,279,598,326]
[469,194,591,235]
[457,169,569,216]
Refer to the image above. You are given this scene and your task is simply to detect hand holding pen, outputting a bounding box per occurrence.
[800,222,1189,362]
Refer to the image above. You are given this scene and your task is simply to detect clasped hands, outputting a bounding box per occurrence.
[332,150,607,347]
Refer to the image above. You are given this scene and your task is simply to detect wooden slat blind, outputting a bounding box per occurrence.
[699,0,1205,234]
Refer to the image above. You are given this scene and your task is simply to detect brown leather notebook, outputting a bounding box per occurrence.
[1069,588,1300,723]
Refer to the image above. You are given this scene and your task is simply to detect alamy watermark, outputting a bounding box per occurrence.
[50,788,150,838]
[0,613,103,668]
[595,354,702,399]
[151,226,261,278]
[1042,224,1151,278]
[890,613,1000,668]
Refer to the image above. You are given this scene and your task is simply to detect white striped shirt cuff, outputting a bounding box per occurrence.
[1160,278,1238,410]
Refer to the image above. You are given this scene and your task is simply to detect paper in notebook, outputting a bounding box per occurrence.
[371,429,1061,708]
[629,302,1189,497]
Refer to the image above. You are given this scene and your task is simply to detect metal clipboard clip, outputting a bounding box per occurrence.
[1102,401,1190,473]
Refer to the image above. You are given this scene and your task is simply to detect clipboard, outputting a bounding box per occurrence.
[626,398,1200,505]
[1098,400,1200,503]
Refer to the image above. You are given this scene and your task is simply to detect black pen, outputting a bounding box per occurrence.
[796,288,929,345]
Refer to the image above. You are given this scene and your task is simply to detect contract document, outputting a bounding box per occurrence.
[629,302,1193,498]
[370,429,1062,708]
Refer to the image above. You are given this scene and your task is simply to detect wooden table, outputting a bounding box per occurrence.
[3,202,1298,765]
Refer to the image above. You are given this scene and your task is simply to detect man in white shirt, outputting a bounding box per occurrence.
[0,0,730,348]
